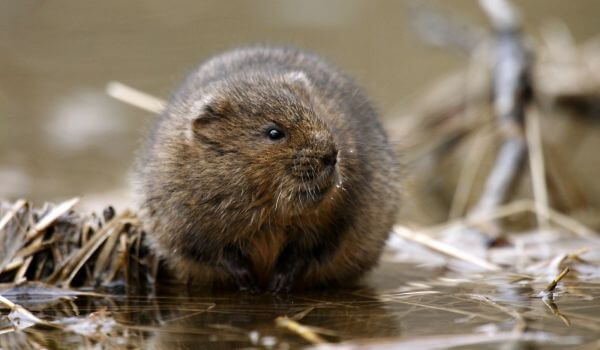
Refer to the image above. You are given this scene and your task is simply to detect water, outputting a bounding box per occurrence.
[1,262,598,349]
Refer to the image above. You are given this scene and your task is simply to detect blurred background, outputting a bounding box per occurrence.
[1,0,599,214]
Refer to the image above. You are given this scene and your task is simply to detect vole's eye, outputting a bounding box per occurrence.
[267,127,285,140]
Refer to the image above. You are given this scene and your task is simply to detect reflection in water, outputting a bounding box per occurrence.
[147,289,401,349]
[1,263,598,349]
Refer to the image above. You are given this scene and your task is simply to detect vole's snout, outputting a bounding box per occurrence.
[321,149,338,167]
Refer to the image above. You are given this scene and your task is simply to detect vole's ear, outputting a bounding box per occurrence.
[283,71,313,93]
[187,94,223,140]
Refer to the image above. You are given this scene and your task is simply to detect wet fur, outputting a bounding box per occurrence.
[135,46,401,292]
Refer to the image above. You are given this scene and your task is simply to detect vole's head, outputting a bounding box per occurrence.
[182,71,341,216]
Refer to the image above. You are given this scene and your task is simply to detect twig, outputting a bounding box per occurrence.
[545,267,570,292]
[106,81,166,114]
[394,225,501,271]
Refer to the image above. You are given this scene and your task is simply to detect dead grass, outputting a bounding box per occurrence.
[0,199,163,292]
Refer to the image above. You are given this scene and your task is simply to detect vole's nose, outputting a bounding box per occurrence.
[321,149,338,167]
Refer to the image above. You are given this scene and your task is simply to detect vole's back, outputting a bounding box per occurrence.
[171,47,382,129]
[137,47,400,291]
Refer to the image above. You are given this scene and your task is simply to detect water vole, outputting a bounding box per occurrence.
[135,46,400,292]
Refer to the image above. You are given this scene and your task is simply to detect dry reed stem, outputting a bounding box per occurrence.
[92,221,122,278]
[422,199,596,238]
[375,291,440,302]
[556,311,600,331]
[106,81,166,114]
[543,147,586,212]
[0,199,26,232]
[275,316,327,344]
[449,126,492,218]
[63,211,132,286]
[14,255,33,284]
[0,294,61,330]
[105,232,128,284]
[543,206,596,238]
[545,267,570,292]
[42,209,131,285]
[14,236,53,260]
[291,306,316,321]
[310,331,580,350]
[526,107,550,229]
[393,225,501,271]
[448,44,494,219]
[0,259,23,274]
[25,197,79,242]
[421,199,531,235]
[387,298,504,322]
[542,298,571,327]
[0,293,16,309]
[0,326,16,335]
[468,294,527,331]
[567,248,590,261]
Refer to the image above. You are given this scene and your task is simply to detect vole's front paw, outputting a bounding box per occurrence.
[229,268,260,293]
[221,245,260,293]
[267,272,293,294]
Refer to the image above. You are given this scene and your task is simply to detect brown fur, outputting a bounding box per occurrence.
[135,46,401,291]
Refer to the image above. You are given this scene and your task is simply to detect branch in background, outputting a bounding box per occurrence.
[471,0,531,218]
[472,138,526,215]
[400,0,600,230]
[479,0,521,31]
